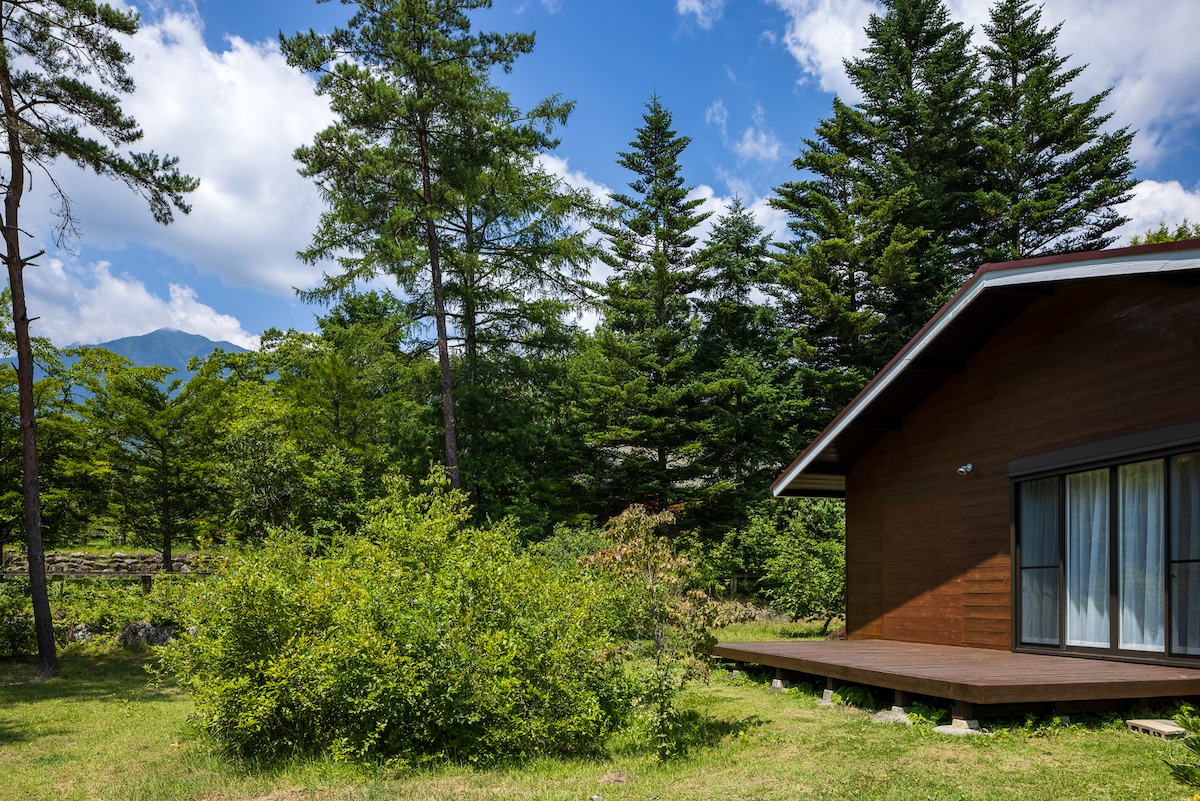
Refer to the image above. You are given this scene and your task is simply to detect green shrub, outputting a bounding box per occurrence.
[0,578,34,658]
[49,575,188,635]
[162,473,634,765]
[1167,703,1200,792]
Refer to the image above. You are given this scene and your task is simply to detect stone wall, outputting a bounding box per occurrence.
[1,550,219,575]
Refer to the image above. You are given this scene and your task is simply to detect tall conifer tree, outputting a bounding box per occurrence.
[284,0,590,492]
[772,0,982,386]
[691,199,803,534]
[586,95,709,516]
[977,0,1137,260]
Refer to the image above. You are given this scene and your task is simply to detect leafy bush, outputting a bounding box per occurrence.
[51,577,183,633]
[759,500,846,631]
[162,474,634,765]
[1168,703,1200,792]
[587,506,720,759]
[0,577,34,658]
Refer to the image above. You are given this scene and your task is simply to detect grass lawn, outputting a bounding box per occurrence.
[0,636,1193,801]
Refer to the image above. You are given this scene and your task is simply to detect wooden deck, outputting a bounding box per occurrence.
[713,640,1200,715]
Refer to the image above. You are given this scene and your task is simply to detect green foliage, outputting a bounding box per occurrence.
[831,684,875,709]
[1168,703,1200,791]
[1130,219,1200,246]
[758,500,846,631]
[587,506,719,759]
[49,576,187,634]
[977,0,1136,260]
[162,474,633,765]
[0,578,35,658]
[584,95,709,517]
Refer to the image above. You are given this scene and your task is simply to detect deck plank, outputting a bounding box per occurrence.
[712,640,1200,706]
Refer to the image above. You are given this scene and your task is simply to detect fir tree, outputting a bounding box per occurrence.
[586,95,709,516]
[691,199,804,534]
[977,0,1137,260]
[844,0,985,310]
[772,0,983,387]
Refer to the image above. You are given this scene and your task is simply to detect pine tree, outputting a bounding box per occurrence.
[0,0,197,677]
[586,95,709,516]
[284,0,593,493]
[977,0,1137,260]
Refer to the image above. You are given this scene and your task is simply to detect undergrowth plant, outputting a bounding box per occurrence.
[162,473,634,765]
[588,506,719,760]
[1168,703,1200,792]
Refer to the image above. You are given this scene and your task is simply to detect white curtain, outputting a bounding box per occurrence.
[1171,454,1200,654]
[1020,478,1060,645]
[1119,460,1165,652]
[1066,470,1110,648]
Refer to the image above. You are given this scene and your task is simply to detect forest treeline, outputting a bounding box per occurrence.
[3,0,1139,576]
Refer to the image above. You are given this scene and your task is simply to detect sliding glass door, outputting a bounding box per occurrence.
[1017,451,1198,662]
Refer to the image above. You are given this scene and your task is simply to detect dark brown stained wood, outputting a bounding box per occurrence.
[712,640,1200,707]
[843,279,1200,655]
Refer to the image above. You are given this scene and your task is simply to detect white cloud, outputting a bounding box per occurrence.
[677,0,726,29]
[768,0,874,98]
[25,260,258,348]
[733,105,783,163]
[707,101,782,163]
[767,1,1200,167]
[536,154,612,200]
[27,8,334,297]
[1113,180,1200,244]
[705,99,729,135]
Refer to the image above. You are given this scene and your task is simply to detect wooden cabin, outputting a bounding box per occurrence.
[771,239,1200,669]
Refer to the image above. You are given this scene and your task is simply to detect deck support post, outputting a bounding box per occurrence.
[893,689,910,711]
[770,667,791,691]
[951,700,979,731]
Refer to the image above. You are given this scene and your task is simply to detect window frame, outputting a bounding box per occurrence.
[1010,422,1200,666]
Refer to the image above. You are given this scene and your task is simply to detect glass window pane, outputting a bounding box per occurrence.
[1172,452,1200,561]
[1021,567,1060,645]
[1119,460,1165,652]
[1173,563,1200,656]
[1067,469,1110,648]
[1019,477,1059,567]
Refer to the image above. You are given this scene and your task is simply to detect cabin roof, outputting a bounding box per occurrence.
[771,238,1200,498]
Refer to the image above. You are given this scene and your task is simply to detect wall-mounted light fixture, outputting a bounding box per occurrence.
[957,463,973,475]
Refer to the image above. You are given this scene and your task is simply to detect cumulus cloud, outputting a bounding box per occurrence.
[25,7,334,297]
[768,0,874,98]
[677,0,726,29]
[1114,180,1200,244]
[25,260,258,348]
[733,106,784,163]
[706,101,783,163]
[767,0,1200,167]
[536,154,612,200]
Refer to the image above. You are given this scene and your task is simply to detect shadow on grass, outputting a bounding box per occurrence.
[0,643,173,704]
[668,710,767,755]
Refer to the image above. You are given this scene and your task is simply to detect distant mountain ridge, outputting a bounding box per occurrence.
[92,328,248,374]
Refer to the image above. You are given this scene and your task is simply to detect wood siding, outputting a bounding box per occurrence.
[846,279,1200,649]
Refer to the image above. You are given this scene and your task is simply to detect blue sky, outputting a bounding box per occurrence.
[19,0,1200,348]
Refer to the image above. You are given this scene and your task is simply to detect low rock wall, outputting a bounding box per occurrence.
[0,551,219,575]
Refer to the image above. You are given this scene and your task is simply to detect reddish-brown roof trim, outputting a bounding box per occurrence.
[772,238,1200,497]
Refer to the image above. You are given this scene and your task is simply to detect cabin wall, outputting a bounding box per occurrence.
[846,279,1200,649]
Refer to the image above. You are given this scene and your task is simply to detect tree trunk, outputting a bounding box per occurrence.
[0,34,59,677]
[417,113,460,489]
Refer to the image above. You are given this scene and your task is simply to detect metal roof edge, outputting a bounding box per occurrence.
[771,241,1200,497]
